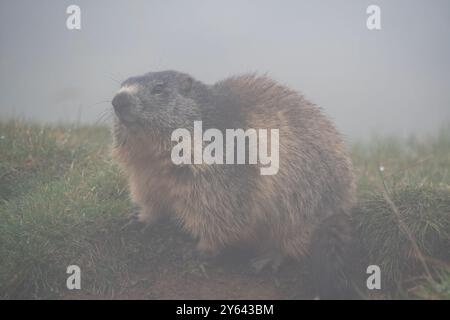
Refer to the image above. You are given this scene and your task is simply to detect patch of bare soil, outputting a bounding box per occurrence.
[64,220,317,300]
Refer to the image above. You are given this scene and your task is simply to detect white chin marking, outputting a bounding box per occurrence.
[118,84,139,95]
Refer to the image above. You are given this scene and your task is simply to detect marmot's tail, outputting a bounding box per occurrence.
[309,211,355,299]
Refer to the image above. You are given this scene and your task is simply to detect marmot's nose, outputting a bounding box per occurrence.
[112,92,133,112]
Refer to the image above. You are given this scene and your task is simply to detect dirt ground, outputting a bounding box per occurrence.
[64,219,317,300]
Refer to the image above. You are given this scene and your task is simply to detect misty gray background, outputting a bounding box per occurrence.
[1,0,449,139]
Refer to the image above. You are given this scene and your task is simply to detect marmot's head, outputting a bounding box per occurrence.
[112,70,206,131]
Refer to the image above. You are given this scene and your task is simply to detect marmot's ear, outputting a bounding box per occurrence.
[180,77,193,94]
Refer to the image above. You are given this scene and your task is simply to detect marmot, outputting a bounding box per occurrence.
[112,70,356,298]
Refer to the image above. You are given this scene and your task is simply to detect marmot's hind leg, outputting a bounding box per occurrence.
[250,249,285,273]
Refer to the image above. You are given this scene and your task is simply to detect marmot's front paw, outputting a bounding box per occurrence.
[250,252,284,273]
[120,212,144,232]
[121,208,161,233]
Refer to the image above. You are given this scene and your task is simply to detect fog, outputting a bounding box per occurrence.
[1,0,449,139]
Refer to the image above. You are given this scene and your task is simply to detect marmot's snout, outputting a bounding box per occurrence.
[112,91,138,124]
[112,91,134,112]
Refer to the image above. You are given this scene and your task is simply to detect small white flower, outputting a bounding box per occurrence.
[379,165,385,172]
[0,135,5,140]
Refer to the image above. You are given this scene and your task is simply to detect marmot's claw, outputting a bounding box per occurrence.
[251,254,284,274]
[120,213,143,232]
[251,256,272,273]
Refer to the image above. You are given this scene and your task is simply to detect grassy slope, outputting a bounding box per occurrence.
[0,121,449,299]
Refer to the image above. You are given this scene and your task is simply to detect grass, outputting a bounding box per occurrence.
[0,122,129,297]
[351,127,450,298]
[0,120,449,299]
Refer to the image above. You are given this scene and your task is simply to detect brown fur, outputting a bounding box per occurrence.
[112,71,356,297]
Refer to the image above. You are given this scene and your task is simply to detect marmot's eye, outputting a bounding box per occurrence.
[152,82,165,94]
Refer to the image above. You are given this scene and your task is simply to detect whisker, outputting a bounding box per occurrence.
[85,100,112,109]
[106,75,120,84]
[104,70,124,85]
[95,108,114,125]
[85,100,113,125]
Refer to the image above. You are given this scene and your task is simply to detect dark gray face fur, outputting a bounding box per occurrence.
[112,70,204,131]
